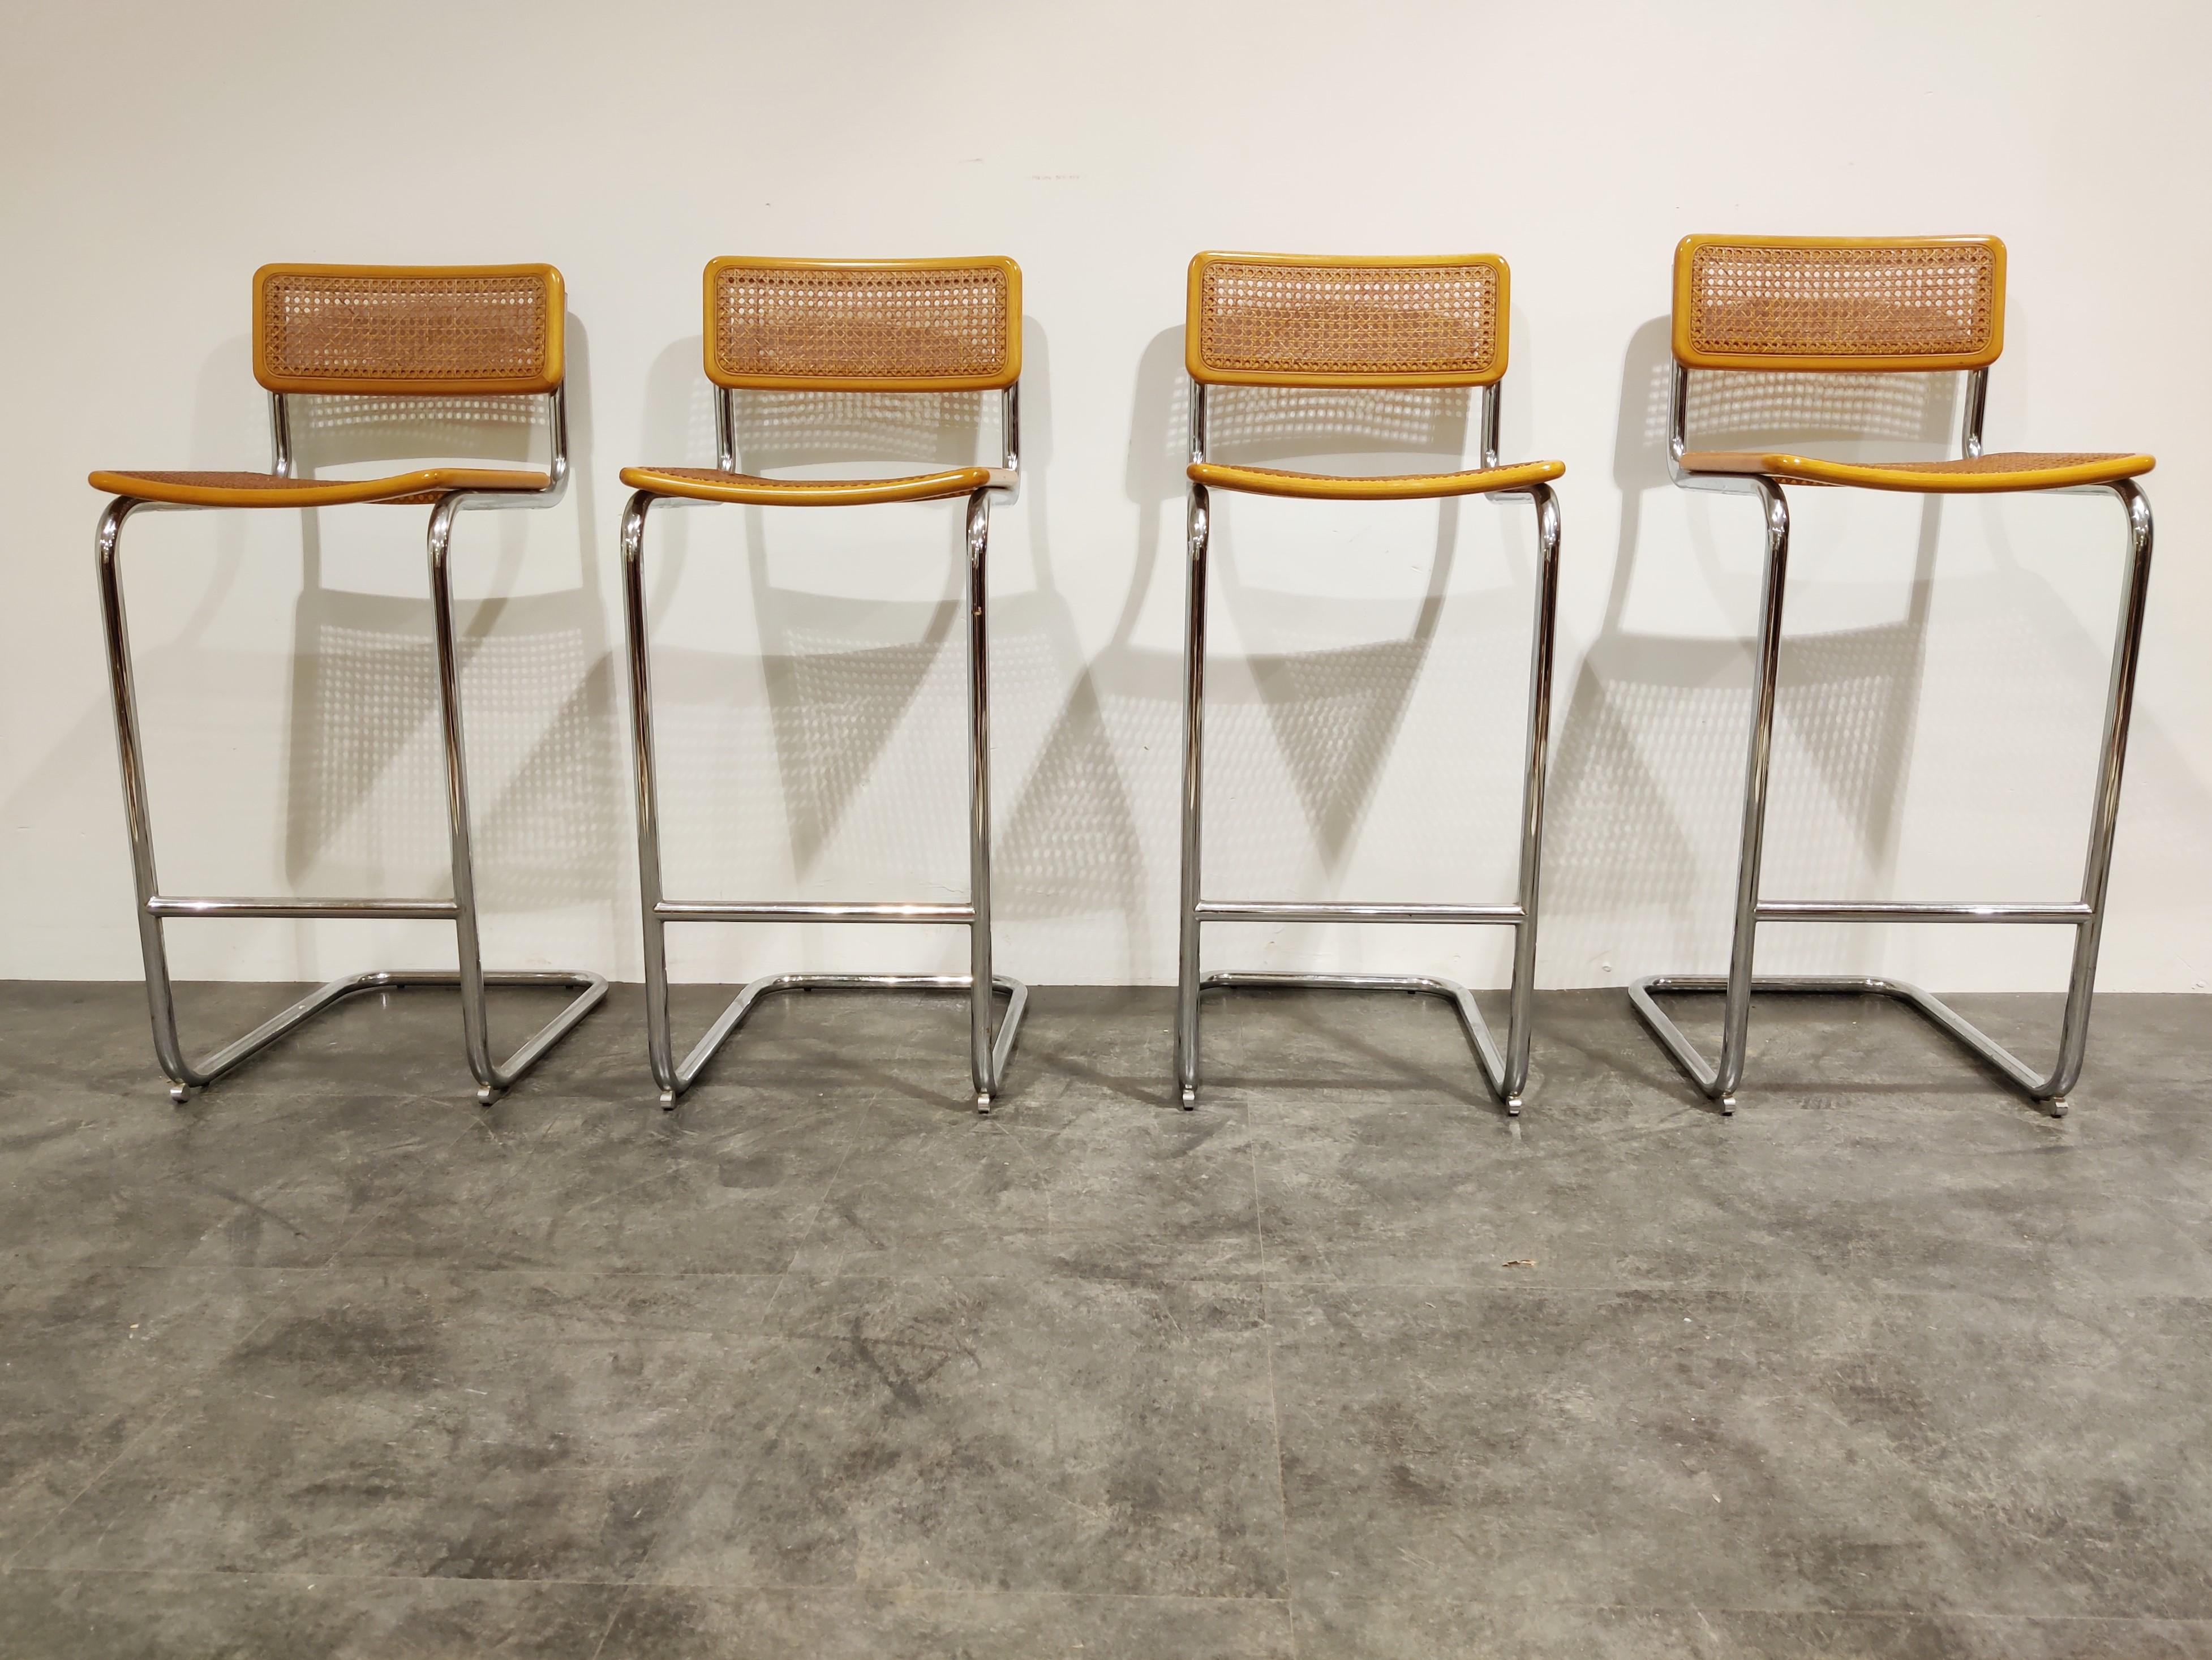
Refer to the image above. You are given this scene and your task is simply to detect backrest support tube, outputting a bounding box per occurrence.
[1960,366,1989,459]
[268,392,292,478]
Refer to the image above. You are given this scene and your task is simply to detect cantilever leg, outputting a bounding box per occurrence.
[131,968,602,1106]
[1635,973,2082,1110]
[1631,479,1790,1113]
[426,495,607,1103]
[1500,479,1564,1105]
[97,496,192,1092]
[1174,484,1210,1106]
[1200,971,1517,1103]
[622,490,684,1101]
[1630,478,2154,1116]
[621,487,1026,1113]
[1175,481,1562,1115]
[964,487,1000,1110]
[2043,478,2155,1101]
[652,973,1026,1109]
[95,494,603,1106]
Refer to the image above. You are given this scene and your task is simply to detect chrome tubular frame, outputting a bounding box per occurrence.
[1632,363,2153,1116]
[96,387,606,1105]
[1174,377,1561,1114]
[622,384,1028,1113]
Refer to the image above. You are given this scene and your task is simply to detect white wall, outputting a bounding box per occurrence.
[3,0,2207,996]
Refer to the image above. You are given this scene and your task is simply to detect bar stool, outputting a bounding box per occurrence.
[91,263,607,1104]
[619,257,1028,1112]
[1175,252,1565,1113]
[1630,235,2156,1116]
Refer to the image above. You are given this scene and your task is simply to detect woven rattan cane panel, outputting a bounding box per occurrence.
[705,258,1021,392]
[254,265,562,396]
[1187,254,1509,388]
[1673,237,2004,372]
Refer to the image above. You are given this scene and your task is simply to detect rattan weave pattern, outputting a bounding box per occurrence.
[710,265,1013,388]
[257,271,556,393]
[1195,261,1503,384]
[1685,242,1998,364]
[1812,452,2123,475]
[105,471,339,492]
[1677,448,2152,491]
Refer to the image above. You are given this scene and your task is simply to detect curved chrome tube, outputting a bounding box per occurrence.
[1173,479,1210,1106]
[620,422,1027,1110]
[1634,361,2152,1114]
[96,467,604,1104]
[1172,377,1560,1113]
[424,494,607,1100]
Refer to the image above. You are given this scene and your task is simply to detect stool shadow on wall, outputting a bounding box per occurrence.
[4,327,621,984]
[1208,384,1467,874]
[5,337,272,971]
[629,337,958,931]
[1541,317,1954,996]
[278,315,622,977]
[988,324,1147,966]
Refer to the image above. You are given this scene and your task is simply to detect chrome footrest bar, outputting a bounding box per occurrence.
[1755,900,2092,925]
[652,900,973,924]
[147,895,462,921]
[1201,970,1517,1113]
[1630,973,2058,1115]
[660,972,1029,1113]
[1196,901,1525,925]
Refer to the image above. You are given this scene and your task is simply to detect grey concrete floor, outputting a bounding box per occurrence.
[1,980,2208,1658]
